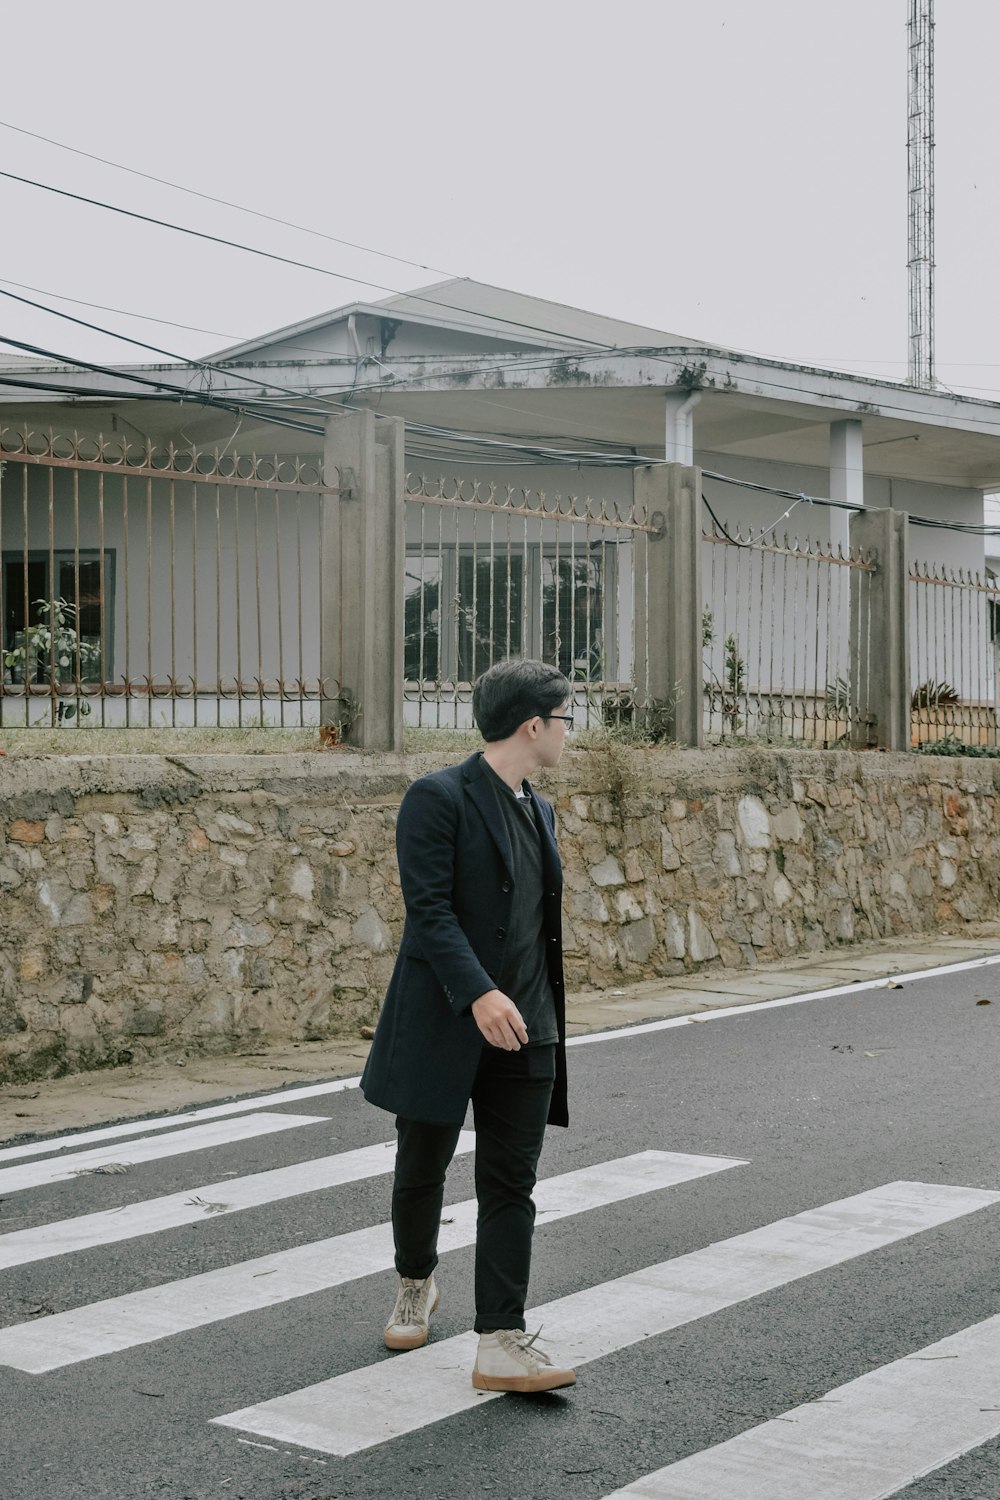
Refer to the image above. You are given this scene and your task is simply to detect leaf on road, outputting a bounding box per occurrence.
[185,1196,230,1215]
[72,1162,130,1176]
[976,998,992,1006]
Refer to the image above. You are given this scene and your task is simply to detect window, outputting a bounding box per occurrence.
[2,551,114,683]
[404,543,612,683]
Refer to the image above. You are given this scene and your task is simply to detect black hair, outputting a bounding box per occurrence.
[472,658,572,742]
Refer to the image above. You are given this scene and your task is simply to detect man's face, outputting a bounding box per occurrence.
[535,700,573,766]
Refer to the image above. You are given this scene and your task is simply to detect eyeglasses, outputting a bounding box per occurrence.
[543,714,574,728]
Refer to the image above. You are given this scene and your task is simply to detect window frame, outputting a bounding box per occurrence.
[1,547,116,684]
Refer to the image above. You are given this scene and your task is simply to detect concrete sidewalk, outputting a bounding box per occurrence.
[4,926,1000,1146]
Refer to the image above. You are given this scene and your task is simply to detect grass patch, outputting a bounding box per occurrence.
[0,726,323,757]
[0,725,484,757]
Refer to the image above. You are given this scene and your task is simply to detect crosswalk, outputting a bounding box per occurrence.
[2,1082,1000,1500]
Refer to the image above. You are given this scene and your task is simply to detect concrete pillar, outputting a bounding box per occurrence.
[633,463,703,746]
[321,410,405,750]
[829,418,863,555]
[664,392,701,464]
[849,506,909,751]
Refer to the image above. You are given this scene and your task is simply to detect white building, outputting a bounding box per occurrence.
[3,280,1000,733]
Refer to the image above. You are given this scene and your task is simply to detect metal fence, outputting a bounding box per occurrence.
[402,472,659,728]
[0,428,338,728]
[909,561,1000,746]
[8,418,997,755]
[702,521,878,745]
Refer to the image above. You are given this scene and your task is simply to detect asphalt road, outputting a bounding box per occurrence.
[2,961,1000,1500]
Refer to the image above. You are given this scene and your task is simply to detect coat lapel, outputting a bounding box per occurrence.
[462,753,515,881]
[525,780,562,888]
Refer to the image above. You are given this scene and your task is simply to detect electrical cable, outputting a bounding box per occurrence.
[5,288,1000,527]
[0,276,242,343]
[0,345,326,438]
[0,284,365,418]
[0,169,619,355]
[0,118,461,281]
[12,118,1000,403]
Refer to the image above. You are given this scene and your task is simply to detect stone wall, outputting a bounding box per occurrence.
[1,745,998,1081]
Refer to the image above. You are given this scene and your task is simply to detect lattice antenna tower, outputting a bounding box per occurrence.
[908,0,935,387]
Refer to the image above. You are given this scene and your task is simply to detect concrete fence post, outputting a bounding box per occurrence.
[321,410,405,750]
[849,506,909,751]
[632,463,703,747]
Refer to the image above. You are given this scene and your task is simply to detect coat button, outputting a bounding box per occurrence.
[501,881,512,893]
[496,926,506,939]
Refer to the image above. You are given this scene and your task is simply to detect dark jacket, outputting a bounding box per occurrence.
[360,751,568,1128]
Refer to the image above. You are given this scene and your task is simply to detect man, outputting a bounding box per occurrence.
[360,657,576,1393]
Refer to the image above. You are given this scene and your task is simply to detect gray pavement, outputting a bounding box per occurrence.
[5,923,1000,1145]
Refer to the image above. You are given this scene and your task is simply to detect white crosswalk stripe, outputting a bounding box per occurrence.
[6,1079,1000,1499]
[0,1150,744,1372]
[0,1077,364,1164]
[212,1180,1000,1457]
[598,1311,1000,1500]
[0,1113,327,1196]
[0,1133,467,1271]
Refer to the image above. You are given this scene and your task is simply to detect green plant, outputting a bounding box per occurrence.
[914,736,1000,758]
[3,599,101,720]
[911,680,959,709]
[825,676,851,714]
[703,612,746,737]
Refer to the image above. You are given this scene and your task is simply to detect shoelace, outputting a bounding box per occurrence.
[394,1284,424,1325]
[503,1328,554,1367]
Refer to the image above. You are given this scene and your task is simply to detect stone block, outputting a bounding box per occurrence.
[737,796,771,849]
[591,855,625,888]
[353,908,392,953]
[771,805,803,843]
[124,1003,163,1037]
[614,890,645,923]
[660,828,681,871]
[687,907,720,962]
[8,820,44,844]
[620,916,655,965]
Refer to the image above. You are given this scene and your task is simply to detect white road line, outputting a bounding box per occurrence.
[567,951,1000,1047]
[0,1151,745,1372]
[213,1180,1000,1457]
[0,1133,451,1271]
[4,952,998,1162]
[0,1114,326,1197]
[599,1311,1000,1500]
[0,1079,362,1164]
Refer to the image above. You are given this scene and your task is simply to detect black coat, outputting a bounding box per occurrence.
[360,751,568,1128]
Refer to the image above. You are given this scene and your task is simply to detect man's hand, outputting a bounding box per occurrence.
[471,989,529,1051]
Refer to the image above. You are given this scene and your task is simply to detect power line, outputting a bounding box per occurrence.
[0,284,361,419]
[0,337,326,437]
[0,117,460,282]
[0,169,618,355]
[0,276,241,343]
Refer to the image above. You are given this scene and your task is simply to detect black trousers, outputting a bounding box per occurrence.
[392,1042,556,1334]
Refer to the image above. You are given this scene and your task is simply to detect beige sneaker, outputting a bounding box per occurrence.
[471,1328,576,1392]
[384,1274,440,1350]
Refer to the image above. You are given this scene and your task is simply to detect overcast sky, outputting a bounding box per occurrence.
[1,0,997,398]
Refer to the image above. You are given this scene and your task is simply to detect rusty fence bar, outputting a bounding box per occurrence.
[909,561,1000,747]
[702,522,877,745]
[0,428,339,729]
[402,473,657,729]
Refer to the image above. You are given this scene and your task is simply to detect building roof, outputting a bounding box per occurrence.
[208,278,701,362]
